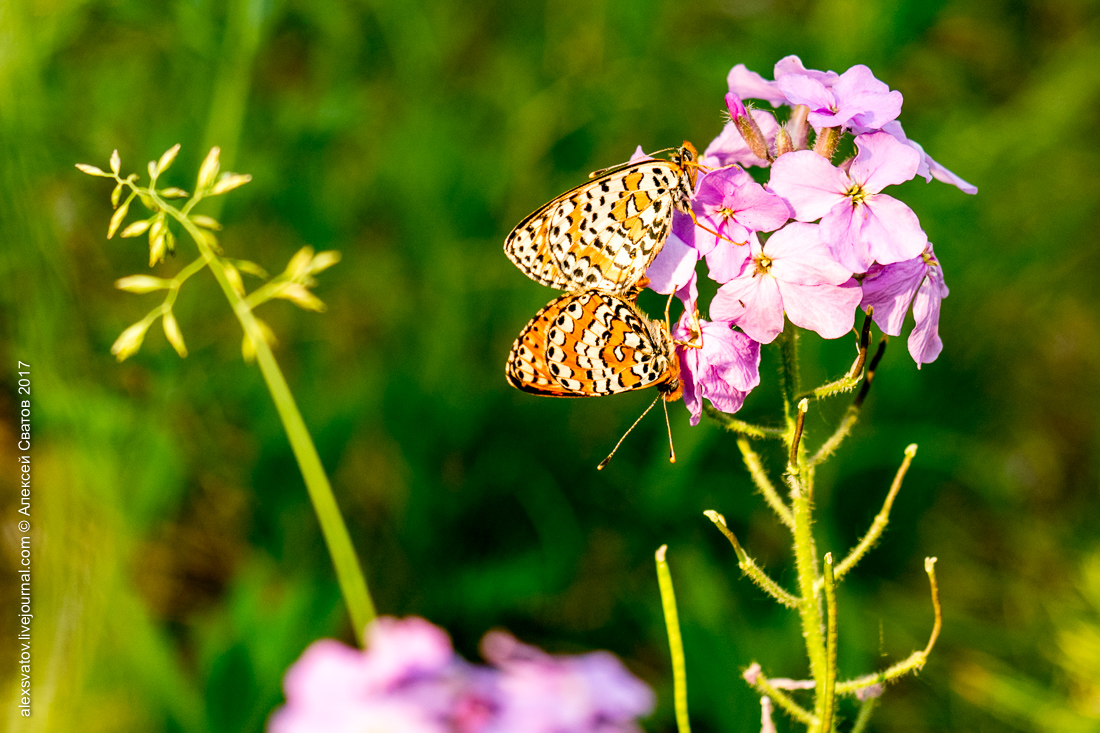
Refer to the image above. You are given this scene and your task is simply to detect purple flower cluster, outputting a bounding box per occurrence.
[269,617,654,733]
[645,56,974,423]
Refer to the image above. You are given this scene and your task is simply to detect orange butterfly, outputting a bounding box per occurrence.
[506,289,685,468]
[504,143,700,293]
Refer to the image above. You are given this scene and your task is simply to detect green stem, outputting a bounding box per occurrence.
[656,545,691,733]
[821,554,838,733]
[704,406,785,440]
[705,511,799,609]
[790,475,827,727]
[850,696,877,733]
[168,205,376,644]
[736,438,794,529]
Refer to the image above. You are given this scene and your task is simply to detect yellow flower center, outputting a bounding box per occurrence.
[754,253,773,275]
[845,183,867,206]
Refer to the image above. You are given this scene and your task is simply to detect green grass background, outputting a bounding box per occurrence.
[1,0,1099,730]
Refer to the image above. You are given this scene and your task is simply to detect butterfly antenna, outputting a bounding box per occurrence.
[597,395,660,471]
[688,208,745,247]
[662,397,676,464]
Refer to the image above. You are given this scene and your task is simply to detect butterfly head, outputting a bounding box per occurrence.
[675,141,700,188]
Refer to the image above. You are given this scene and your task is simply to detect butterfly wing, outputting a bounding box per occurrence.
[506,291,676,397]
[504,154,694,293]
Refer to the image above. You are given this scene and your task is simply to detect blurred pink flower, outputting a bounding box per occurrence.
[481,631,654,733]
[269,617,654,733]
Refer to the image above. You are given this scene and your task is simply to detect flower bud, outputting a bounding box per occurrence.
[109,149,121,175]
[116,275,170,293]
[162,311,188,358]
[725,93,772,162]
[156,144,181,176]
[191,215,222,230]
[310,250,341,274]
[234,259,269,279]
[241,318,277,363]
[196,147,221,191]
[111,320,150,362]
[160,187,189,198]
[775,128,793,157]
[210,173,252,195]
[76,163,110,177]
[279,283,326,312]
[285,246,315,280]
[224,263,246,297]
[111,182,123,208]
[107,200,131,239]
[120,219,151,238]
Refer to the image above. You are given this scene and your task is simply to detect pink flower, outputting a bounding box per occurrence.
[768,131,928,272]
[774,55,840,87]
[877,121,977,194]
[673,312,761,426]
[860,244,949,368]
[645,210,699,309]
[269,617,654,733]
[482,632,654,733]
[726,63,789,107]
[710,224,863,344]
[777,64,902,131]
[692,166,790,249]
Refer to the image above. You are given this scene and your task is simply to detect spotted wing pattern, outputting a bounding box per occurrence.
[506,290,680,397]
[504,143,699,293]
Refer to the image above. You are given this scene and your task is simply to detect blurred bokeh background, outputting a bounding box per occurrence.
[2,0,1099,730]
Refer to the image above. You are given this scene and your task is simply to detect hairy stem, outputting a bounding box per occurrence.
[835,557,942,695]
[811,338,887,466]
[790,474,827,726]
[821,554,838,733]
[705,406,786,440]
[820,444,917,589]
[736,438,794,529]
[705,511,799,609]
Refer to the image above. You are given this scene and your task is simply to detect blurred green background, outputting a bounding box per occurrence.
[2,0,1099,730]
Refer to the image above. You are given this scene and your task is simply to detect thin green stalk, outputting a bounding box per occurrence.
[821,554,838,733]
[705,511,799,609]
[850,697,878,733]
[736,438,794,529]
[656,545,691,733]
[745,665,817,727]
[168,204,376,644]
[811,338,887,466]
[705,406,786,440]
[835,558,942,696]
[817,444,916,591]
[777,325,801,430]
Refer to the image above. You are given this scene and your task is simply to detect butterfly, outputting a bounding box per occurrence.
[504,142,700,293]
[506,289,685,468]
[506,289,682,399]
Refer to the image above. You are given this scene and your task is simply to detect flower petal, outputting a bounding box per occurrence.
[727,63,788,106]
[774,55,840,86]
[767,151,850,221]
[711,274,784,344]
[646,231,699,295]
[849,131,920,193]
[820,202,874,273]
[779,278,863,340]
[862,194,928,265]
[765,222,853,286]
[776,73,834,112]
[859,257,927,336]
[908,274,945,367]
[704,239,752,284]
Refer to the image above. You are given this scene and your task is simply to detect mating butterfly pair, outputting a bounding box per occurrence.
[504,142,699,406]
